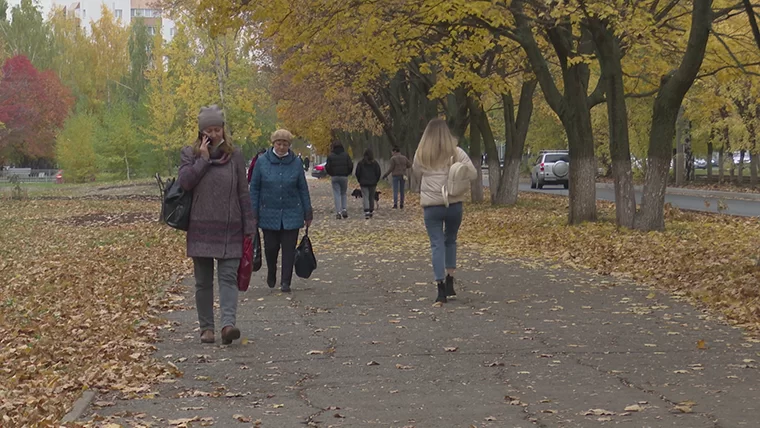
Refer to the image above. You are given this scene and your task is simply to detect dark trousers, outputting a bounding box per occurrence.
[392,176,405,207]
[262,228,299,285]
[361,185,376,212]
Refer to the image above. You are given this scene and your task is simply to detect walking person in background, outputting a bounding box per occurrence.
[178,105,255,344]
[247,147,267,184]
[413,118,477,304]
[382,146,412,209]
[249,129,313,292]
[355,148,382,219]
[303,156,311,171]
[325,140,353,219]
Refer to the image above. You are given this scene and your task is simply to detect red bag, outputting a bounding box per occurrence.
[237,235,253,291]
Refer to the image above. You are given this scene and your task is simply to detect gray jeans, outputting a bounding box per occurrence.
[331,176,348,213]
[193,257,240,331]
[361,185,376,212]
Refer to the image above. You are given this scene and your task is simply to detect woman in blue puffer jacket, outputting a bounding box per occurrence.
[249,129,313,292]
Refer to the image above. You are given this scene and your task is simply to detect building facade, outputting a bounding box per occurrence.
[59,0,175,40]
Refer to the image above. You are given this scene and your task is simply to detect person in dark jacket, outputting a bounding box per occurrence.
[355,148,382,219]
[249,129,313,292]
[303,156,310,171]
[247,147,267,184]
[325,141,353,219]
[381,146,413,209]
[178,105,255,345]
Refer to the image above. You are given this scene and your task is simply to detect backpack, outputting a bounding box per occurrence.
[156,173,192,231]
[442,156,471,207]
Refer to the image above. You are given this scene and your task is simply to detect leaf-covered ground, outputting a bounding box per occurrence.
[0,190,187,426]
[1,180,759,425]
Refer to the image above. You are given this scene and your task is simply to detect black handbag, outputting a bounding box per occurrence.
[294,228,317,279]
[156,174,192,231]
[252,229,262,272]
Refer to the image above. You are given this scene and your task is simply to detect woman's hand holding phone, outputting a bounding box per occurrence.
[199,134,211,161]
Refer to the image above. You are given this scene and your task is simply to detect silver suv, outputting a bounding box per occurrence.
[531,150,570,189]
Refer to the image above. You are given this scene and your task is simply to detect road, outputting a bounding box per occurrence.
[482,173,760,217]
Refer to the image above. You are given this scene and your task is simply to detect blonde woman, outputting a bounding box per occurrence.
[413,118,477,303]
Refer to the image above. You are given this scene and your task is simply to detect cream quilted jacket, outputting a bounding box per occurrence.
[413,147,477,207]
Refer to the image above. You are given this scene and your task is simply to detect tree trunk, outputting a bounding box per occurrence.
[211,41,226,114]
[473,104,501,203]
[707,137,713,181]
[675,106,686,186]
[738,150,746,184]
[512,0,597,224]
[751,151,758,187]
[562,115,598,224]
[718,146,725,183]
[124,151,131,181]
[494,80,537,206]
[744,0,760,52]
[469,112,484,203]
[635,0,712,232]
[446,87,470,139]
[590,19,635,228]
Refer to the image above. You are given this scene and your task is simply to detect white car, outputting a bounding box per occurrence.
[531,150,570,189]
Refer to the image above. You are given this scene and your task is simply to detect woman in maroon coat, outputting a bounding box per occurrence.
[178,105,255,345]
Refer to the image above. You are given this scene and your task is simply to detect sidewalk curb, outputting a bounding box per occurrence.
[596,182,760,201]
[61,390,96,423]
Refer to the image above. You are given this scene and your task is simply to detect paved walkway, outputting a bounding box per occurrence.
[81,180,760,427]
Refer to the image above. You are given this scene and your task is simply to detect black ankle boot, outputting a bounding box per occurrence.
[445,274,456,297]
[267,271,276,288]
[435,281,447,303]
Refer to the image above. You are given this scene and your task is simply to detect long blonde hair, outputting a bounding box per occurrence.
[192,129,234,156]
[414,118,458,170]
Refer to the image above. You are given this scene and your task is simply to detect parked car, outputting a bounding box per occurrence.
[694,158,708,169]
[311,162,327,178]
[531,150,570,189]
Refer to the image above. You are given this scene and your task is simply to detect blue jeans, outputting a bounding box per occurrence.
[423,202,463,282]
[331,176,348,213]
[392,176,405,207]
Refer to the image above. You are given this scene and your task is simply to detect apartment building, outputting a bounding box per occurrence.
[59,0,175,40]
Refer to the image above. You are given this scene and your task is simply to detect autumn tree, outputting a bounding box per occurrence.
[56,113,97,182]
[0,55,73,165]
[0,0,55,70]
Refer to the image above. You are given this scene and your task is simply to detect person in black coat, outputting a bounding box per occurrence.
[355,148,382,219]
[325,141,354,219]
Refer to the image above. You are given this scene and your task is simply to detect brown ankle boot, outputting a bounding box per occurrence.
[200,329,215,344]
[221,325,240,345]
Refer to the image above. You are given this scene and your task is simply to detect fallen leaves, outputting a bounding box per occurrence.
[0,189,187,425]
[233,414,251,422]
[460,193,760,333]
[584,409,615,416]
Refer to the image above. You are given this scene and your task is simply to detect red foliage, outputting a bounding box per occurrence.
[0,55,74,163]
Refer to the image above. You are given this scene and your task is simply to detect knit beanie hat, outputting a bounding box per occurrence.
[198,105,224,131]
